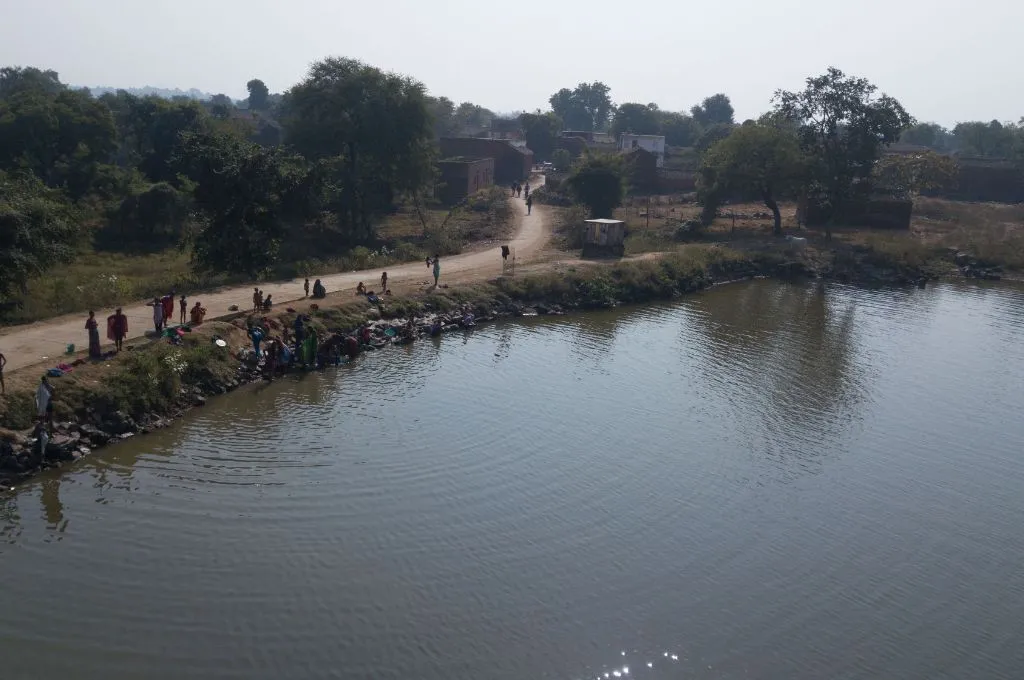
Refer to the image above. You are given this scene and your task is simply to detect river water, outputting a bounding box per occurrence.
[2,280,1023,680]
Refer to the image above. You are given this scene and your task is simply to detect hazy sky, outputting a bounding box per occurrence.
[3,0,1022,126]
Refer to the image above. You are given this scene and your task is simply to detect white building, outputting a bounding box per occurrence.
[619,134,666,167]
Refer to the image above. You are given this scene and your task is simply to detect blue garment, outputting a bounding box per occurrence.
[250,328,264,357]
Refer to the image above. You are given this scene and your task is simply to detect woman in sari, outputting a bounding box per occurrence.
[85,311,101,358]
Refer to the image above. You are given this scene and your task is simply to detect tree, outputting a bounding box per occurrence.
[566,154,626,218]
[282,57,434,243]
[426,95,457,138]
[611,103,661,137]
[452,102,494,132]
[774,67,912,232]
[900,122,953,152]
[660,112,701,147]
[872,151,958,197]
[695,123,734,155]
[551,148,572,171]
[699,124,806,235]
[518,111,562,161]
[0,172,77,298]
[175,131,309,275]
[246,79,269,112]
[951,120,1019,158]
[691,94,734,127]
[549,82,614,132]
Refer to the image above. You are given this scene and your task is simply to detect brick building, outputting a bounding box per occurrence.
[439,138,533,183]
[436,157,494,205]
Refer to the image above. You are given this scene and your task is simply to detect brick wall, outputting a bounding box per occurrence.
[439,138,533,183]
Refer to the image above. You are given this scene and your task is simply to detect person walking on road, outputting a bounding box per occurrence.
[252,287,261,313]
[304,278,310,298]
[380,271,388,293]
[179,295,187,325]
[432,255,441,288]
[85,311,101,358]
[108,308,128,352]
[526,194,533,215]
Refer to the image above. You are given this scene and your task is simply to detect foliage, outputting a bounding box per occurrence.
[518,111,562,161]
[611,103,661,137]
[566,154,626,218]
[900,122,954,152]
[774,67,912,227]
[176,131,310,276]
[695,123,734,155]
[549,82,613,132]
[111,181,193,247]
[0,172,78,299]
[551,148,573,171]
[246,79,269,111]
[951,120,1022,158]
[660,112,701,147]
[872,152,958,197]
[282,57,435,243]
[691,94,735,127]
[699,124,807,234]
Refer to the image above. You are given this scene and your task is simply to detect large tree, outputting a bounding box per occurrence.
[282,57,434,243]
[660,112,701,147]
[246,79,270,112]
[549,81,613,132]
[518,111,562,161]
[951,120,1019,158]
[774,67,912,229]
[699,124,806,235]
[0,172,78,298]
[566,154,626,218]
[175,131,309,276]
[691,94,734,127]
[610,103,661,137]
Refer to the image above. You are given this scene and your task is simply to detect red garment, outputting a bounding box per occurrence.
[107,313,128,341]
[161,296,174,322]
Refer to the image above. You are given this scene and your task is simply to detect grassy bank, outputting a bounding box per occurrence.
[4,188,512,325]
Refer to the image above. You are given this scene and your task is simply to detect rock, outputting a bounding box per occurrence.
[103,410,136,435]
[78,424,111,447]
[954,251,971,266]
[193,395,207,407]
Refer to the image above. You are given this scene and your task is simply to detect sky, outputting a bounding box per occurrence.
[2,0,1023,127]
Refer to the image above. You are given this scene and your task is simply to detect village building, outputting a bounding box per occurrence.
[436,157,495,205]
[619,134,666,168]
[439,138,533,183]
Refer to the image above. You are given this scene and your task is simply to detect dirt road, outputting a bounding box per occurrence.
[0,183,551,374]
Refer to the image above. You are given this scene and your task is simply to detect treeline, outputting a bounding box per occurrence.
[0,61,501,301]
[900,120,1024,158]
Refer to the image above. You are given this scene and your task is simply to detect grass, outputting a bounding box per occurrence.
[5,188,512,326]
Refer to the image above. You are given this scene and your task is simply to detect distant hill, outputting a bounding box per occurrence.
[81,85,228,101]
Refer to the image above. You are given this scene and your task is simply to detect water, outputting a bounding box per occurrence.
[2,280,1024,680]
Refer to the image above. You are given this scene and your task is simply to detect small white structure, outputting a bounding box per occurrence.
[619,134,666,167]
[582,218,626,258]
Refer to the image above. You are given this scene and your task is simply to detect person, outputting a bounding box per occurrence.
[190,301,207,325]
[161,292,175,326]
[432,255,441,287]
[36,376,53,431]
[252,287,261,313]
[515,183,521,197]
[108,307,128,351]
[179,295,187,325]
[501,245,510,261]
[0,350,6,394]
[263,294,273,311]
[151,298,165,334]
[359,324,372,346]
[85,311,101,358]
[356,281,366,295]
[510,182,516,196]
[312,279,326,298]
[430,319,442,337]
[32,420,49,465]
[426,256,432,268]
[250,325,265,357]
[380,271,388,293]
[344,335,359,360]
[526,194,533,215]
[294,315,306,348]
[304,278,310,298]
[524,182,530,200]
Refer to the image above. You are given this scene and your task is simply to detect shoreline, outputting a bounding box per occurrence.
[0,246,1007,487]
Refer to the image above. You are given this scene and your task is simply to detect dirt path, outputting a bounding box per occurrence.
[0,180,551,375]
